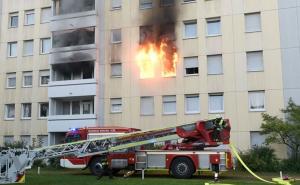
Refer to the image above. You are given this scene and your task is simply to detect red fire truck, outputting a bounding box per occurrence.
[60,119,233,179]
[60,127,140,171]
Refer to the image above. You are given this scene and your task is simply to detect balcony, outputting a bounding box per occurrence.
[48,97,96,132]
[49,61,96,98]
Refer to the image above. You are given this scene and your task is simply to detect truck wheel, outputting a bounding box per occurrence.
[89,157,105,177]
[170,157,195,179]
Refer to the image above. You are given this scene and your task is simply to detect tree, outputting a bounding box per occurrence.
[261,99,300,160]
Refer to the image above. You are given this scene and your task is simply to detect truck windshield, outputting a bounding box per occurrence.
[65,134,81,143]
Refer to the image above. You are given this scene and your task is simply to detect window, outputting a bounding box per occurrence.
[209,93,224,113]
[185,94,200,114]
[140,0,153,9]
[207,55,223,75]
[184,57,199,75]
[21,103,32,119]
[184,20,197,39]
[24,10,35,25]
[247,51,263,72]
[111,63,122,77]
[250,131,266,147]
[40,38,51,54]
[245,12,261,33]
[162,95,176,114]
[140,25,153,44]
[82,101,93,114]
[41,7,51,23]
[4,136,14,144]
[37,135,48,147]
[23,72,33,87]
[39,103,49,118]
[6,73,16,88]
[39,70,50,86]
[207,17,221,36]
[140,96,154,115]
[111,29,122,43]
[72,101,80,115]
[160,0,174,6]
[60,100,94,115]
[9,12,18,28]
[111,0,122,9]
[5,104,15,119]
[20,135,31,146]
[23,40,34,56]
[111,98,122,113]
[249,91,265,111]
[7,42,17,57]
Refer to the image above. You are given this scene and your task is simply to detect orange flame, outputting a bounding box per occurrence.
[136,39,178,79]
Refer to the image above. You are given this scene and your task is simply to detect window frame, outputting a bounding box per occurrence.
[208,93,224,113]
[110,98,122,113]
[41,7,51,23]
[246,51,264,72]
[6,73,16,89]
[245,12,261,33]
[207,54,223,75]
[22,71,33,88]
[7,42,17,58]
[140,96,154,116]
[184,56,199,76]
[9,12,18,28]
[39,70,50,86]
[139,0,153,9]
[24,9,35,26]
[39,102,49,119]
[111,63,122,78]
[5,104,15,120]
[21,103,32,120]
[160,0,174,7]
[248,91,266,112]
[162,95,177,115]
[111,0,122,10]
[185,94,200,114]
[183,20,197,39]
[23,40,34,56]
[206,17,221,37]
[111,29,122,44]
[40,38,51,54]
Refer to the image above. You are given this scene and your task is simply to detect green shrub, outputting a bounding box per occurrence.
[48,157,61,168]
[280,158,300,172]
[238,146,280,172]
[32,159,47,168]
[4,141,28,148]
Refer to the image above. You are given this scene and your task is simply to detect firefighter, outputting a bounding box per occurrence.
[96,159,113,180]
[212,116,226,142]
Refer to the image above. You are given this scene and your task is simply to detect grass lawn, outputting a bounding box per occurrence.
[22,168,300,185]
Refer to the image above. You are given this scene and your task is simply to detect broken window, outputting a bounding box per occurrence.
[140,25,154,44]
[52,62,94,81]
[54,0,95,15]
[52,27,95,48]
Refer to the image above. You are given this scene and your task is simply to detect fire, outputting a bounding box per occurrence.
[136,39,178,79]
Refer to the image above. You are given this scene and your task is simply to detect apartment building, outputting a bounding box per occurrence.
[0,0,51,147]
[1,0,299,158]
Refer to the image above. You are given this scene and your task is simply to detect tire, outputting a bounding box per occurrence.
[170,157,195,179]
[89,157,106,177]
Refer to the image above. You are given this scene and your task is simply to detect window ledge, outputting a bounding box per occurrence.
[185,112,200,115]
[163,113,177,115]
[111,76,123,78]
[38,117,48,120]
[110,112,122,114]
[184,74,199,77]
[6,87,16,89]
[247,70,264,73]
[140,114,154,116]
[22,86,33,88]
[40,52,50,55]
[24,24,34,26]
[209,111,225,114]
[245,30,262,34]
[23,54,34,57]
[39,84,49,87]
[207,73,224,76]
[249,109,266,112]
[4,118,15,121]
[21,118,32,120]
[7,56,17,58]
[111,7,122,11]
[183,37,198,40]
[111,41,122,44]
[181,1,197,5]
[206,34,222,38]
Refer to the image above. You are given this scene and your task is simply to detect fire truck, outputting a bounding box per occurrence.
[60,127,140,172]
[0,118,232,184]
[60,119,233,178]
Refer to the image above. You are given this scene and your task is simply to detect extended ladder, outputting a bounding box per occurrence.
[0,122,198,184]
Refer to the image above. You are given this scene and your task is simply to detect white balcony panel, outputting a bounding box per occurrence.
[48,79,97,98]
[50,11,96,32]
[48,114,97,132]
